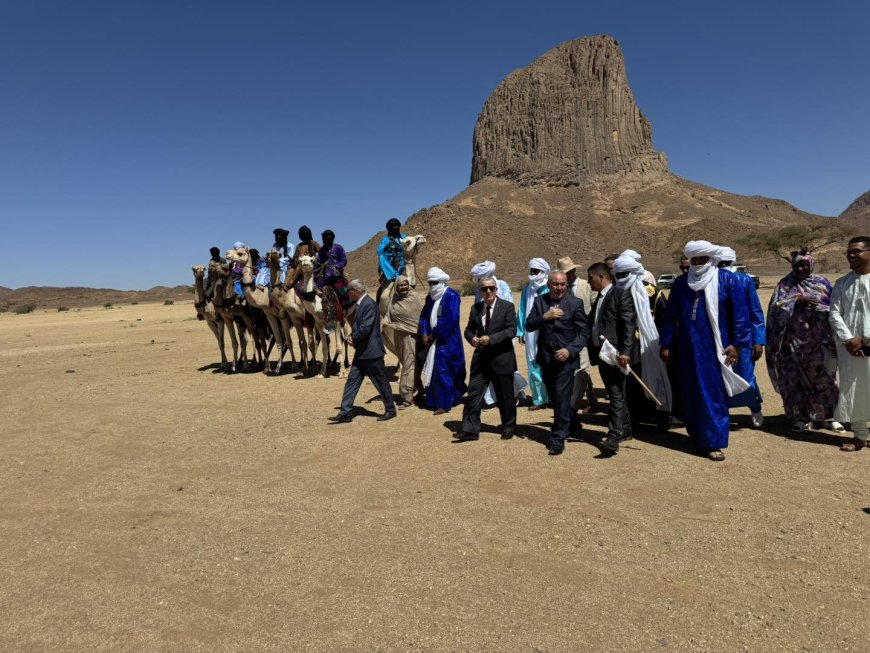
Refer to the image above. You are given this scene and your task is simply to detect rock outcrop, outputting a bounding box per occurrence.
[840,190,870,230]
[471,35,668,186]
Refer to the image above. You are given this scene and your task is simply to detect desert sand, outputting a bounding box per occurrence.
[1,283,867,652]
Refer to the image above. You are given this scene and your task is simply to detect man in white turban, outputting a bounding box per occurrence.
[470,261,529,407]
[517,258,552,409]
[717,246,766,427]
[612,253,673,430]
[659,241,752,461]
[419,267,467,414]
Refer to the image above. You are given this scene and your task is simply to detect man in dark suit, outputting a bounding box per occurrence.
[458,276,519,441]
[587,262,638,453]
[524,270,590,455]
[328,279,396,423]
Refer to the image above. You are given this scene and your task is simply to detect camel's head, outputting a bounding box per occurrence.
[192,265,205,279]
[402,235,426,258]
[210,260,231,278]
[266,249,281,266]
[298,255,315,272]
[226,247,249,266]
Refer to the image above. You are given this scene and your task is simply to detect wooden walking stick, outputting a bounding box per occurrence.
[626,367,664,407]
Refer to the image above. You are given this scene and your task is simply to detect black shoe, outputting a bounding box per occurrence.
[454,432,479,441]
[328,413,353,424]
[598,435,620,453]
[501,429,514,440]
[377,411,396,421]
[548,445,564,456]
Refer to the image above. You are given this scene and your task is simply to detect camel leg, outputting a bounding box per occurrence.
[264,313,287,374]
[279,317,299,372]
[224,317,240,373]
[207,318,229,370]
[291,317,308,370]
[317,325,329,378]
[237,319,250,371]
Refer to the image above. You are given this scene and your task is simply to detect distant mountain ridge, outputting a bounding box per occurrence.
[0,285,192,310]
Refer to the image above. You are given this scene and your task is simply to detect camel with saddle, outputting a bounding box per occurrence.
[296,255,350,378]
[192,265,230,371]
[207,260,261,372]
[224,247,304,375]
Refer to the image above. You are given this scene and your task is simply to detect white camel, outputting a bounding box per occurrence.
[192,265,229,371]
[297,255,349,378]
[265,249,315,371]
[225,247,297,375]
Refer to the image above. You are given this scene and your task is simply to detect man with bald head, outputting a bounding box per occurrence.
[524,270,590,456]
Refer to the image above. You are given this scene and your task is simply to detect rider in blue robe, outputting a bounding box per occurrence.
[420,286,467,411]
[660,269,751,451]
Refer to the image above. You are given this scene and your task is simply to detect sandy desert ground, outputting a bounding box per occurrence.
[1,282,868,652]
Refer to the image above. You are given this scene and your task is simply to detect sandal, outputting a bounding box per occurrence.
[840,438,866,452]
[707,450,726,462]
[825,420,845,433]
[791,421,809,432]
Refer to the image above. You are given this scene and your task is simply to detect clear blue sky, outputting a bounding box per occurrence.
[2,0,868,289]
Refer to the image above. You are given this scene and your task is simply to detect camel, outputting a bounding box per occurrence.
[208,261,252,372]
[296,255,349,378]
[192,265,229,371]
[379,234,426,357]
[265,249,314,371]
[225,247,298,375]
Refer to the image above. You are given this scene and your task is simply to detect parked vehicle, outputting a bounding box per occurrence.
[734,265,761,289]
[656,273,677,289]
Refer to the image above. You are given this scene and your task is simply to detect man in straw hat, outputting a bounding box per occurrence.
[557,256,600,414]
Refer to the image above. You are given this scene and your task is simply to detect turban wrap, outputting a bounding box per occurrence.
[470,261,496,280]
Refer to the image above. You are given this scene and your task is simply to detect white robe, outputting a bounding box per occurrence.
[829,271,870,423]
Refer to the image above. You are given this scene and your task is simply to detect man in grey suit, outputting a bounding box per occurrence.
[458,276,519,441]
[524,270,590,455]
[587,262,638,453]
[328,279,396,423]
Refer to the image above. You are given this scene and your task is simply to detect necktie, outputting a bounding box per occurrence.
[484,304,491,333]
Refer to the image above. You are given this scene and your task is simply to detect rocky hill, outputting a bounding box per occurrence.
[840,190,870,231]
[348,35,837,286]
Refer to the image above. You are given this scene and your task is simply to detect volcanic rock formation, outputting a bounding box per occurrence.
[348,35,837,284]
[471,35,668,187]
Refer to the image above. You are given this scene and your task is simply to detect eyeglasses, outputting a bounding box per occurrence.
[847,248,869,256]
[480,286,496,293]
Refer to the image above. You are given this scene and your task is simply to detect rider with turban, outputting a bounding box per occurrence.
[660,240,751,461]
[517,258,552,409]
[420,267,467,413]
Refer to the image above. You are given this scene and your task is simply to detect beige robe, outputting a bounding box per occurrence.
[829,271,870,423]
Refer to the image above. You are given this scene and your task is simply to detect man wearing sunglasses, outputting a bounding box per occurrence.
[829,236,870,451]
[457,276,519,441]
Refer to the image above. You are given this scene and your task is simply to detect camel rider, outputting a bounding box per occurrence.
[377,218,407,284]
[315,229,350,319]
[250,248,269,287]
[284,225,321,290]
[204,246,225,300]
[271,227,294,283]
[231,241,246,297]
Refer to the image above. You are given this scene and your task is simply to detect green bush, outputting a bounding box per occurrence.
[15,305,35,314]
[460,281,477,297]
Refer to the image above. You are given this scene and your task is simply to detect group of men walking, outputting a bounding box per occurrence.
[328,224,869,462]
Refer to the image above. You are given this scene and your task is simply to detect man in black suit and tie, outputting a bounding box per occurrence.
[328,279,396,423]
[524,270,590,455]
[458,276,519,441]
[587,262,638,453]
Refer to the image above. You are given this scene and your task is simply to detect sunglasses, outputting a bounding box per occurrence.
[615,271,630,279]
[847,248,869,256]
[480,286,496,293]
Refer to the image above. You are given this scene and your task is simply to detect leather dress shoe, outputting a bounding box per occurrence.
[455,432,479,441]
[328,414,353,423]
[377,411,397,421]
[548,445,564,456]
[501,429,515,440]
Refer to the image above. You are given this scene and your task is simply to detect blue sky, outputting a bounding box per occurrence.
[2,0,868,289]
